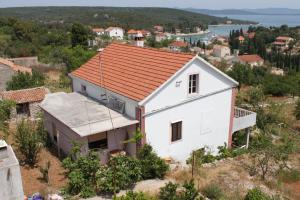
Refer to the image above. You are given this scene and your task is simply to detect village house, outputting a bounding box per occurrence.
[104,27,124,40]
[41,43,256,163]
[168,41,188,52]
[128,29,151,40]
[213,45,231,58]
[237,36,245,44]
[273,36,294,49]
[0,58,32,91]
[92,28,105,36]
[155,32,167,42]
[1,87,49,119]
[234,54,264,67]
[153,25,164,33]
[0,140,24,200]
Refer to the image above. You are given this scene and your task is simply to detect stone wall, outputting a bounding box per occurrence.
[0,64,14,91]
[8,56,38,67]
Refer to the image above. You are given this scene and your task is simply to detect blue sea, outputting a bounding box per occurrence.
[180,14,300,42]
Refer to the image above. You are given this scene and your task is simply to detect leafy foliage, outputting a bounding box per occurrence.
[295,99,300,120]
[137,144,169,179]
[244,188,271,200]
[0,100,15,133]
[158,181,200,200]
[62,142,100,198]
[71,22,89,47]
[6,70,45,91]
[158,182,178,200]
[96,155,142,194]
[114,191,154,200]
[201,183,224,200]
[14,120,42,166]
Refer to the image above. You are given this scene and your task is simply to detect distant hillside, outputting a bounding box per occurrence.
[185,8,258,16]
[0,6,255,29]
[186,8,300,16]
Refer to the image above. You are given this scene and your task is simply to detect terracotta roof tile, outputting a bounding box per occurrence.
[0,87,49,104]
[238,54,264,63]
[170,41,188,48]
[71,43,195,101]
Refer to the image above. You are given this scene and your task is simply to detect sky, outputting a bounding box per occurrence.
[0,0,300,9]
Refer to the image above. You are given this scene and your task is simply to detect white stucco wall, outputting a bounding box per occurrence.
[144,58,235,113]
[143,58,235,162]
[71,76,139,119]
[105,28,124,39]
[145,89,233,162]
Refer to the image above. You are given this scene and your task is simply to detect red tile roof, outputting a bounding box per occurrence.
[170,41,188,48]
[237,36,245,41]
[127,29,137,34]
[71,43,195,101]
[276,36,292,41]
[0,87,49,104]
[238,54,264,63]
[92,28,104,32]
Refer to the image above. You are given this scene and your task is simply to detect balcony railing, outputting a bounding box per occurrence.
[232,107,257,133]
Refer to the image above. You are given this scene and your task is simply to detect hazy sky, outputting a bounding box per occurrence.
[0,0,300,9]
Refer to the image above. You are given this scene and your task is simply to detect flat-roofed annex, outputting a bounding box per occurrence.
[40,92,138,137]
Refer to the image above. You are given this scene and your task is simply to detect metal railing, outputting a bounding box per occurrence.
[232,107,257,133]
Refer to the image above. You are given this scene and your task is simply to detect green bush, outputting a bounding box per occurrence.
[96,155,142,194]
[62,142,100,198]
[6,69,45,91]
[244,188,271,200]
[277,169,300,183]
[186,147,216,166]
[178,181,199,200]
[114,191,153,200]
[201,183,224,200]
[0,100,15,133]
[295,99,300,120]
[14,120,42,166]
[137,144,169,179]
[158,182,178,200]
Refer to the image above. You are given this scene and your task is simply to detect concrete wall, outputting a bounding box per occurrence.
[0,146,24,200]
[71,76,139,119]
[8,57,38,67]
[0,64,14,91]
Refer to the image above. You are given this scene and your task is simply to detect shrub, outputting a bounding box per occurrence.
[244,188,271,200]
[178,181,199,200]
[137,144,169,179]
[201,183,224,200]
[277,169,300,183]
[96,155,142,194]
[0,100,15,133]
[62,142,100,198]
[158,182,178,200]
[6,69,45,91]
[295,99,300,120]
[14,120,42,166]
[114,191,153,200]
[186,147,216,166]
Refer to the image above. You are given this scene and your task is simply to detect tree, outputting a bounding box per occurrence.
[71,22,89,47]
[6,70,45,91]
[246,86,265,109]
[14,120,42,166]
[294,99,300,120]
[0,100,15,133]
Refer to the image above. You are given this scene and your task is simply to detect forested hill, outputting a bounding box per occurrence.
[0,7,254,29]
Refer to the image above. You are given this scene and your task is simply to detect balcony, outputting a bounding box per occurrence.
[232,107,257,133]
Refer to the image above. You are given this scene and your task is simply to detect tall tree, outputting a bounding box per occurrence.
[71,22,88,47]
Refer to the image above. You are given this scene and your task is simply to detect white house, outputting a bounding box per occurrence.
[104,27,124,39]
[235,54,264,67]
[41,43,256,163]
[213,45,231,58]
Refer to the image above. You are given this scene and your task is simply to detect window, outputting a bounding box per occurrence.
[16,103,29,115]
[188,74,199,94]
[81,85,87,93]
[88,139,108,150]
[171,121,182,142]
[52,123,57,143]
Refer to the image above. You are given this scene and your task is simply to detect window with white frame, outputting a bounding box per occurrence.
[188,74,199,94]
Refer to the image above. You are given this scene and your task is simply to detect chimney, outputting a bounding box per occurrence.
[0,140,8,160]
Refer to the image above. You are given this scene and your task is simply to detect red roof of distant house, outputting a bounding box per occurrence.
[0,87,49,104]
[238,54,264,63]
[170,41,188,48]
[0,57,32,73]
[276,36,292,41]
[92,28,104,33]
[71,43,195,101]
[127,29,137,34]
[237,36,245,41]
